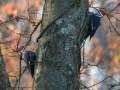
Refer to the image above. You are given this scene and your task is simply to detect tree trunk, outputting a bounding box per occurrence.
[33,0,88,90]
[0,48,11,90]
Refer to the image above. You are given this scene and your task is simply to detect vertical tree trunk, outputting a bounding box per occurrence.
[33,0,88,90]
[0,48,11,90]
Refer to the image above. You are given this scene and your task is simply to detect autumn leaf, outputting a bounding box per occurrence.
[108,43,118,49]
[93,36,100,44]
[80,65,86,73]
[35,2,41,8]
[94,46,103,55]
[93,80,99,85]
[94,55,100,64]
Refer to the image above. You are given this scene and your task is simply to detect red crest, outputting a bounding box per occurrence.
[100,10,107,16]
[17,46,24,52]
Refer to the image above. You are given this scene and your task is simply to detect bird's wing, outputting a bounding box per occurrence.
[84,16,93,40]
[24,51,36,77]
[24,51,29,64]
[90,16,101,39]
[28,51,36,77]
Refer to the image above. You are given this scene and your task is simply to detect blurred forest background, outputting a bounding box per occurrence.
[0,0,120,90]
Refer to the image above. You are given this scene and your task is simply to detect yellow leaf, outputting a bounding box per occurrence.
[113,55,119,65]
[93,80,99,85]
[35,2,40,8]
[8,24,15,31]
[94,55,100,64]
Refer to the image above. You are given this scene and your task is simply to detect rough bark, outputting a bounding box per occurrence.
[0,48,11,90]
[33,0,88,90]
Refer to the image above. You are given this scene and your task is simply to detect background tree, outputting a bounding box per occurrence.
[0,48,11,90]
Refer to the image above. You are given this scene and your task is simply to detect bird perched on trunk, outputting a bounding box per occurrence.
[17,45,36,78]
[84,9,107,40]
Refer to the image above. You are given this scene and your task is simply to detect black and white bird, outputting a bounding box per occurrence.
[84,9,107,40]
[17,45,36,78]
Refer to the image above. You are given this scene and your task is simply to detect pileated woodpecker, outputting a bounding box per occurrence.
[84,9,107,40]
[17,45,36,78]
